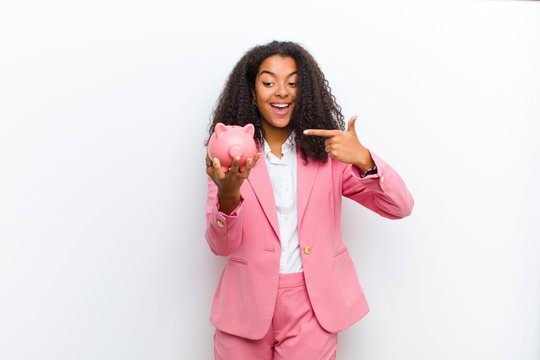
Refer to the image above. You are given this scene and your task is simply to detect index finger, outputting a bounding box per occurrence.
[240,153,262,178]
[303,129,342,137]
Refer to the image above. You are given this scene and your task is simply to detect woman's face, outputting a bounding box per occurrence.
[254,55,298,133]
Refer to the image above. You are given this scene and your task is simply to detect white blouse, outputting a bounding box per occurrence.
[263,134,303,274]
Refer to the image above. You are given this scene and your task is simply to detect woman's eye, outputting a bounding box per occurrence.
[289,82,297,87]
[263,82,273,87]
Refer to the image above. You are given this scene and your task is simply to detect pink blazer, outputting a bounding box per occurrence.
[205,151,414,340]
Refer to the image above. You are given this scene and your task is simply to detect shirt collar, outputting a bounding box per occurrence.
[263,132,296,159]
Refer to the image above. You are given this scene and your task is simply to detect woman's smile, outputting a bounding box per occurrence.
[270,102,291,115]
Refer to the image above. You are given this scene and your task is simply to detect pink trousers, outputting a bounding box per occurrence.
[214,272,338,360]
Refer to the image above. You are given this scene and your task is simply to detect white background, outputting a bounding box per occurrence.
[1,1,539,359]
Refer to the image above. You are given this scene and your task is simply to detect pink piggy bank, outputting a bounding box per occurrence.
[208,123,257,172]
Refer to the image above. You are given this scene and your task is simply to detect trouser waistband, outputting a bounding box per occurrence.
[278,272,305,288]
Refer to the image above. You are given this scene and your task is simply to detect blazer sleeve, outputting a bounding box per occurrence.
[341,150,414,219]
[205,176,244,256]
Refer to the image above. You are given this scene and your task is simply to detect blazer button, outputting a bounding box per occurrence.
[217,220,224,228]
[304,246,312,254]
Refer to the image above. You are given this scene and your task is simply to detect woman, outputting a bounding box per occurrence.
[205,41,414,359]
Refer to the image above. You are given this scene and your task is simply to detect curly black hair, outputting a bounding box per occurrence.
[206,40,345,162]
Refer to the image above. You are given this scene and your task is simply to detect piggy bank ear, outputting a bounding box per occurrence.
[243,123,255,137]
[215,123,227,138]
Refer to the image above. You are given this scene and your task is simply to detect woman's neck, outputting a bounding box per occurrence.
[263,125,291,159]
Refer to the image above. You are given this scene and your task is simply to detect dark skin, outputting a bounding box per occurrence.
[206,153,262,215]
[304,115,376,171]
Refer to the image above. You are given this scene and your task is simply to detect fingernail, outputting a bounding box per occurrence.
[303,130,310,135]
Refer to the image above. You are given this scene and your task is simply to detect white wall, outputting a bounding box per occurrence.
[1,1,539,359]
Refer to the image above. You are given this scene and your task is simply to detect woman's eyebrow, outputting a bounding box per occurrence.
[259,70,298,77]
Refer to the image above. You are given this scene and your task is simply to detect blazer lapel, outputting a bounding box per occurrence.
[297,151,319,228]
[247,157,280,240]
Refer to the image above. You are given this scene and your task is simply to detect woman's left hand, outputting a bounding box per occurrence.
[303,115,375,172]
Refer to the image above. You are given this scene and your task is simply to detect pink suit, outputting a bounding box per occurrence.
[205,151,414,340]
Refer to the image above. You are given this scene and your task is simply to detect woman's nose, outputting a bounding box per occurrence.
[275,83,288,97]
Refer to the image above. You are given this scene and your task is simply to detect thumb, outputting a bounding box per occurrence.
[346,115,358,134]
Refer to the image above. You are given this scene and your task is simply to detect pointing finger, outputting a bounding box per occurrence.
[303,129,342,137]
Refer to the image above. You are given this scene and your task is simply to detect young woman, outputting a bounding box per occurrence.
[204,41,414,360]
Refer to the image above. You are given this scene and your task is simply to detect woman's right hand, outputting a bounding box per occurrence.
[206,152,261,214]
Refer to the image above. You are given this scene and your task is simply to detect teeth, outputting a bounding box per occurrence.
[272,104,289,108]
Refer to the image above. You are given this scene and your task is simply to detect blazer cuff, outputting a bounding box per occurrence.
[210,196,244,233]
[216,196,244,217]
[349,150,386,191]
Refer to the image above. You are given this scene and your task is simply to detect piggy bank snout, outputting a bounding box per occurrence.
[228,145,243,158]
